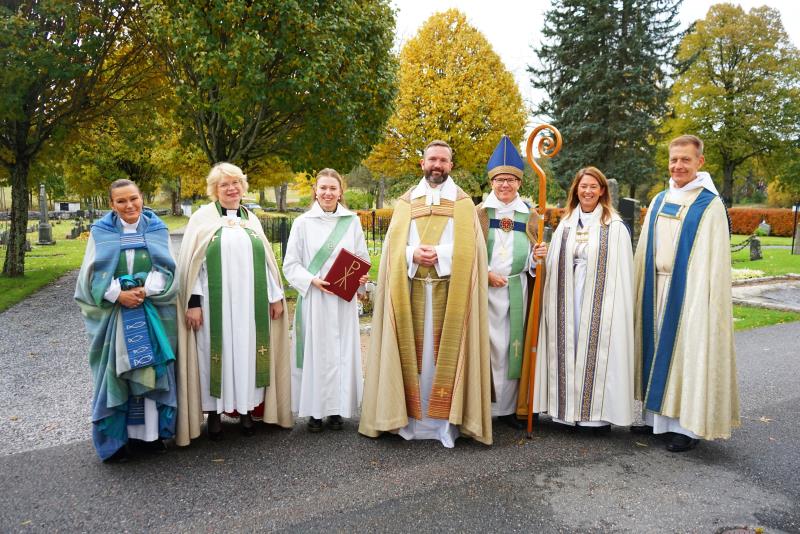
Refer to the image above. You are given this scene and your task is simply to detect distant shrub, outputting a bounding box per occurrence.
[344,190,374,210]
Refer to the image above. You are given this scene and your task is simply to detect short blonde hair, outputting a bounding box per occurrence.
[206,162,249,200]
[668,135,704,156]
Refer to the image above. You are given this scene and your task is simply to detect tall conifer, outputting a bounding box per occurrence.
[531,0,681,197]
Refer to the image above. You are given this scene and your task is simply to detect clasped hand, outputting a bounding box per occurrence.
[119,287,146,308]
[413,245,438,267]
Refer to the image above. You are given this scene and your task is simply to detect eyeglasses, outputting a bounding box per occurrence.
[492,177,520,185]
[218,181,241,190]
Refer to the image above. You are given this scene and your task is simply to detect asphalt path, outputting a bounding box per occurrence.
[1,271,798,533]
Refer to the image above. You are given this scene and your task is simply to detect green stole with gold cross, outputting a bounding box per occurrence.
[205,202,270,398]
[486,208,530,379]
[294,215,355,368]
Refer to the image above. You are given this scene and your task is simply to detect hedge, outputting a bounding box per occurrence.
[360,206,798,237]
[726,207,796,236]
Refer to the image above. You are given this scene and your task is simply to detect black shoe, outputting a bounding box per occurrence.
[630,424,654,435]
[308,417,323,433]
[207,412,223,441]
[590,424,612,435]
[499,414,525,430]
[130,439,168,454]
[326,415,343,431]
[103,446,130,464]
[240,413,256,437]
[666,433,699,452]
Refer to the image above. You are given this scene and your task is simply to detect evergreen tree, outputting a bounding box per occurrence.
[531,0,681,198]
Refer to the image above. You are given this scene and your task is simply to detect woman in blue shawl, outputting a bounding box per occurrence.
[75,179,178,462]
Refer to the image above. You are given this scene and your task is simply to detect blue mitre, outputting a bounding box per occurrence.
[487,135,524,179]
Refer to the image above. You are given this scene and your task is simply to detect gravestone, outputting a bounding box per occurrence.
[37,183,55,245]
[750,237,762,261]
[607,178,619,210]
[619,197,641,247]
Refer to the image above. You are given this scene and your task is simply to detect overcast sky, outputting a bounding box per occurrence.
[390,0,799,130]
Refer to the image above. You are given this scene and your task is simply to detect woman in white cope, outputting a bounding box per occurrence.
[175,163,292,443]
[476,136,547,430]
[283,169,369,432]
[534,166,634,432]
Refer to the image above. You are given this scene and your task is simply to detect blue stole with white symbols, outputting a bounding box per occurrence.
[641,188,716,412]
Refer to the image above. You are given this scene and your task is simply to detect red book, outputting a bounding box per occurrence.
[322,248,371,302]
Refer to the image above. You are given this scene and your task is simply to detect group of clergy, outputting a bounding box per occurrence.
[75,133,738,462]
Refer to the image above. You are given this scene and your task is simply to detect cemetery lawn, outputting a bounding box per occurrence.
[733,305,800,330]
[731,234,792,246]
[731,247,800,276]
[0,215,189,313]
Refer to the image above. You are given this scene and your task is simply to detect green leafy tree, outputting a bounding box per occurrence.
[0,0,150,276]
[365,9,527,199]
[143,0,397,175]
[665,4,800,206]
[531,0,681,197]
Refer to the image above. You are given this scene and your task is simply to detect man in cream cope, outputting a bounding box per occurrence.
[359,140,492,447]
[633,134,739,452]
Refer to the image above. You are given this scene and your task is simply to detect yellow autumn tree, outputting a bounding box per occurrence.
[366,9,526,197]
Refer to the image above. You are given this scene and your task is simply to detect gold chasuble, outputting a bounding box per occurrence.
[359,185,492,445]
[174,203,292,446]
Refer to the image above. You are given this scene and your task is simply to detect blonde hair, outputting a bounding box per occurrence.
[206,162,249,200]
[668,134,704,156]
[564,166,616,225]
[313,168,347,207]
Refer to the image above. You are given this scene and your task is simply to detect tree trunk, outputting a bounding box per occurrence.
[259,188,265,204]
[629,183,636,200]
[376,176,385,209]
[274,183,288,212]
[722,160,736,207]
[3,158,31,277]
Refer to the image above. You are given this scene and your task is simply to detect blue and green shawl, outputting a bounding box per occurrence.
[75,209,178,460]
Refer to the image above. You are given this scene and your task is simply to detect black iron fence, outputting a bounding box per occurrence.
[260,213,391,260]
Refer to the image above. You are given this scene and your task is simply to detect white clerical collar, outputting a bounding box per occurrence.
[308,201,354,218]
[121,217,140,231]
[410,176,457,205]
[669,171,719,195]
[579,206,600,227]
[483,191,529,213]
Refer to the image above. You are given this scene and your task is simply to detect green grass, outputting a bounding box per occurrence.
[731,247,800,276]
[0,215,190,312]
[733,305,800,331]
[731,234,792,246]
